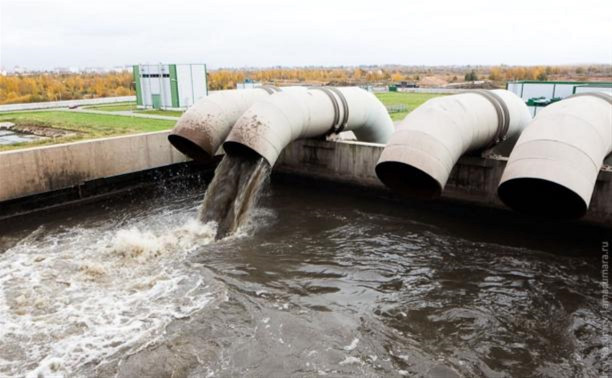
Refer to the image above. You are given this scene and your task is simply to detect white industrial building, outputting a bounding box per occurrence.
[133,64,208,109]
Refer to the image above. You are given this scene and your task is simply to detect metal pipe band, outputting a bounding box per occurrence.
[327,87,350,133]
[467,90,511,148]
[310,87,340,135]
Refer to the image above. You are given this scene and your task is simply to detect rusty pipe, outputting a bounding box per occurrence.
[168,87,283,161]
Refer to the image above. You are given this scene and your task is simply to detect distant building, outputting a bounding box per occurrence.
[53,67,71,74]
[398,81,418,88]
[236,79,262,90]
[82,67,107,74]
[507,80,612,116]
[133,63,208,110]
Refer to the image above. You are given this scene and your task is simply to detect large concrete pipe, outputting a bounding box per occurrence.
[168,86,284,161]
[375,90,531,198]
[222,87,394,166]
[498,93,612,219]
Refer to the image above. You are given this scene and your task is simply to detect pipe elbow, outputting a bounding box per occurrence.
[498,93,612,219]
[169,98,226,161]
[344,88,394,144]
[376,90,531,198]
[168,88,277,161]
[224,87,395,167]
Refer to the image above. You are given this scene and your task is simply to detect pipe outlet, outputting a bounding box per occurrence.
[498,93,612,219]
[168,86,282,161]
[223,87,394,166]
[375,90,531,198]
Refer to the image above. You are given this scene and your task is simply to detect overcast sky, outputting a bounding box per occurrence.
[1,0,611,70]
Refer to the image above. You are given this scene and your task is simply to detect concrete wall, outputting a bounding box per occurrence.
[276,139,612,227]
[1,136,610,226]
[0,96,136,113]
[0,131,187,202]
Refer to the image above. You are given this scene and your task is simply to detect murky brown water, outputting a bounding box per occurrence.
[0,180,609,377]
[200,154,270,239]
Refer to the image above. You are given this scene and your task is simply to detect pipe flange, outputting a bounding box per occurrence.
[310,87,349,135]
[327,87,349,133]
[310,87,340,135]
[467,90,511,148]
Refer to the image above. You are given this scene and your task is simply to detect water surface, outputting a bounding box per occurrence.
[0,182,608,377]
[0,129,42,145]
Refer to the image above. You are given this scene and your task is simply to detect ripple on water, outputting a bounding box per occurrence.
[0,184,609,377]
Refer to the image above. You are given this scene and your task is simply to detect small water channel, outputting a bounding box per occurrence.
[0,129,44,145]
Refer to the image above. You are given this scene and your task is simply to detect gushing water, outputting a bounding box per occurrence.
[199,153,271,239]
[0,201,223,378]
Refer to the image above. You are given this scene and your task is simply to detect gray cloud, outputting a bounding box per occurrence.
[1,0,611,70]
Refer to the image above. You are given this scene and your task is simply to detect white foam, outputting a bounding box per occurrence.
[343,338,359,351]
[0,212,220,377]
[339,356,363,365]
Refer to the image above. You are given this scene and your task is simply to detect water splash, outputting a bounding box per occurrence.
[200,153,271,239]
[0,214,222,378]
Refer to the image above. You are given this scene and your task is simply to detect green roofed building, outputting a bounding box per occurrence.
[133,63,208,110]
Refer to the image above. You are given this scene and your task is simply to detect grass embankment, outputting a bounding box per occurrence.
[83,102,184,117]
[82,93,439,122]
[82,102,136,112]
[136,109,184,117]
[0,111,176,151]
[0,93,440,151]
[375,92,443,121]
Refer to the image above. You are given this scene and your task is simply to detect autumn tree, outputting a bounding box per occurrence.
[0,71,134,104]
[465,70,478,82]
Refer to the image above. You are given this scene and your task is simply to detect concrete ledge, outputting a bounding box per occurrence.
[0,131,187,203]
[1,136,611,227]
[276,139,612,227]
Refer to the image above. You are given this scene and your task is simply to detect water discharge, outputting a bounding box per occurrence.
[199,153,271,240]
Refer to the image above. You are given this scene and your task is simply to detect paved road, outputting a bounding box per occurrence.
[0,96,136,113]
[61,108,180,121]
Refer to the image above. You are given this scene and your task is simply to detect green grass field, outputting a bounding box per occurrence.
[82,93,437,122]
[375,92,443,121]
[0,92,440,151]
[0,111,176,151]
[135,109,184,117]
[83,102,183,117]
[82,102,137,112]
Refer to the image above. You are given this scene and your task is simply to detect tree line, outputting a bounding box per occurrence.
[0,72,133,104]
[1,65,609,104]
[208,65,610,89]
